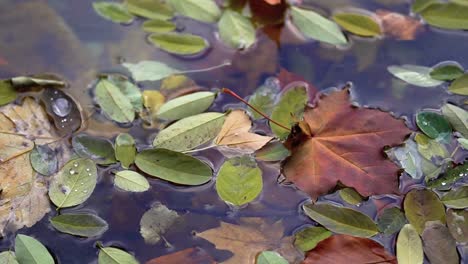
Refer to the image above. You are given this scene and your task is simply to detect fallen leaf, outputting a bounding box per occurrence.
[302,234,396,264]
[376,10,424,40]
[283,88,411,200]
[377,207,406,235]
[50,213,108,237]
[98,246,138,264]
[146,247,215,264]
[422,221,459,264]
[293,226,332,252]
[140,203,179,245]
[403,188,446,234]
[446,208,468,243]
[15,234,54,264]
[263,0,281,5]
[396,224,423,264]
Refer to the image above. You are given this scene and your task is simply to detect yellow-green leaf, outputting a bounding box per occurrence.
[396,224,423,264]
[148,33,208,55]
[333,12,381,37]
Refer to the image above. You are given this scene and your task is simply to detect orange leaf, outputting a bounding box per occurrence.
[302,235,396,264]
[146,247,216,264]
[376,10,424,40]
[283,87,411,200]
[263,0,282,5]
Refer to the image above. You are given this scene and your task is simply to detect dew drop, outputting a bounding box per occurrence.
[69,169,76,175]
[83,190,88,193]
[86,168,90,172]
[441,182,447,186]
[74,189,78,192]
[52,98,71,117]
[88,173,92,176]
[73,162,79,167]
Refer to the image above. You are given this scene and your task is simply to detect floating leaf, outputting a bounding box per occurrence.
[10,75,65,88]
[403,188,446,234]
[338,187,364,205]
[389,140,423,179]
[15,235,54,264]
[427,163,468,189]
[458,137,468,149]
[216,156,262,206]
[48,158,98,209]
[290,6,347,45]
[140,203,179,245]
[94,79,135,123]
[387,65,444,87]
[50,213,108,237]
[421,221,459,264]
[105,75,143,112]
[446,208,468,243]
[430,62,464,81]
[449,73,468,95]
[255,141,290,162]
[114,170,150,192]
[414,133,448,161]
[441,185,468,209]
[0,80,17,106]
[142,19,176,33]
[218,10,256,49]
[166,0,221,23]
[72,134,116,165]
[256,251,288,264]
[412,0,438,13]
[148,33,208,55]
[270,86,307,139]
[420,2,468,30]
[30,145,58,176]
[115,133,136,169]
[157,91,215,121]
[135,148,212,185]
[332,12,381,37]
[126,0,174,20]
[302,203,378,237]
[123,61,179,82]
[293,226,332,252]
[441,103,468,138]
[98,247,138,264]
[416,111,451,140]
[0,251,18,264]
[396,224,423,264]
[146,248,215,264]
[377,207,406,235]
[92,2,134,23]
[153,112,225,152]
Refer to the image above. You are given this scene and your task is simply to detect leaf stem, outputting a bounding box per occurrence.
[183,144,217,153]
[181,60,232,74]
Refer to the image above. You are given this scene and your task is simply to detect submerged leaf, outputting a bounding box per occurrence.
[114,170,150,192]
[98,247,138,264]
[248,82,279,120]
[421,221,459,264]
[387,65,444,87]
[441,103,468,138]
[293,226,332,252]
[50,213,108,237]
[166,0,221,23]
[105,75,143,112]
[148,33,208,55]
[126,0,174,20]
[256,251,288,264]
[333,12,381,37]
[29,145,58,176]
[396,224,423,264]
[15,235,54,264]
[140,203,179,244]
[218,10,256,49]
[446,208,468,243]
[93,2,134,23]
[157,91,215,121]
[95,79,135,123]
[403,188,446,234]
[449,73,468,95]
[72,134,116,165]
[441,185,468,209]
[390,140,423,179]
[270,86,308,139]
[123,61,179,82]
[115,133,136,169]
[255,141,290,162]
[377,207,406,235]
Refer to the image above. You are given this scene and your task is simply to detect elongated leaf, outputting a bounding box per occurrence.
[441,103,468,138]
[255,141,290,162]
[333,12,381,37]
[98,247,138,264]
[105,75,143,112]
[302,203,378,237]
[114,170,150,192]
[396,224,423,264]
[140,203,179,244]
[48,158,98,208]
[72,134,116,165]
[115,133,136,169]
[15,235,54,264]
[293,226,332,252]
[30,145,58,176]
[339,187,363,205]
[166,0,221,23]
[93,2,134,23]
[218,10,256,49]
[10,75,65,88]
[126,0,174,20]
[135,148,212,185]
[427,163,468,189]
[430,62,464,81]
[256,251,288,264]
[0,80,17,106]
[148,33,208,55]
[95,79,135,123]
[270,86,308,139]
[449,73,468,95]
[412,0,438,13]
[291,6,347,45]
[377,207,406,235]
[50,213,108,237]
[403,188,445,234]
[420,2,468,30]
[0,251,18,264]
[123,61,180,82]
[441,185,468,208]
[388,65,444,87]
[157,91,215,121]
[153,112,225,152]
[421,221,459,264]
[142,19,176,33]
[446,208,468,243]
[216,156,262,206]
[416,111,451,140]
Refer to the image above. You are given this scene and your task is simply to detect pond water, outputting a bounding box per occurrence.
[0,0,467,263]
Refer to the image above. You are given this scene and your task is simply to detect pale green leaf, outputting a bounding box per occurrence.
[403,188,446,234]
[420,3,468,30]
[387,65,444,87]
[114,170,150,192]
[377,207,406,235]
[72,134,116,165]
[148,33,208,55]
[446,208,468,243]
[30,145,58,176]
[414,133,449,161]
[458,138,468,149]
[255,141,290,162]
[93,2,134,23]
[140,203,179,244]
[142,19,176,33]
[98,247,138,264]
[123,61,180,82]
[441,103,468,138]
[95,79,135,123]
[270,86,308,139]
[50,213,108,237]
[396,224,423,264]
[125,0,174,20]
[15,235,54,264]
[157,91,215,121]
[293,226,332,252]
[449,73,468,95]
[115,133,136,169]
[256,251,288,264]
[412,0,438,13]
[218,10,256,49]
[441,185,468,209]
[166,0,221,23]
[332,12,381,37]
[390,140,423,179]
[106,75,143,112]
[0,251,18,264]
[0,80,17,106]
[430,62,464,81]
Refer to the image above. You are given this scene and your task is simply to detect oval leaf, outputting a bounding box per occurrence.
[72,134,117,165]
[427,163,468,189]
[421,221,459,264]
[0,251,18,264]
[256,251,288,264]
[142,19,176,33]
[105,75,143,112]
[396,224,423,264]
[148,33,208,55]
[126,0,174,20]
[446,208,468,243]
[30,145,58,176]
[333,12,381,37]
[430,62,464,81]
[50,213,108,237]
[123,61,180,82]
[441,103,468,138]
[270,86,308,139]
[140,203,179,244]
[449,73,468,95]
[95,79,135,123]
[377,207,406,235]
[293,226,332,252]
[98,247,138,264]
[416,111,451,140]
[166,0,221,23]
[420,3,468,30]
[339,187,364,205]
[441,185,468,209]
[403,188,446,234]
[93,2,134,23]
[218,10,256,49]
[115,133,136,169]
[388,65,444,87]
[114,170,150,192]
[157,91,215,121]
[15,235,54,264]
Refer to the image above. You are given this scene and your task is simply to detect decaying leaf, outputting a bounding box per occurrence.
[376,10,424,40]
[146,247,215,264]
[421,221,459,264]
[140,203,179,245]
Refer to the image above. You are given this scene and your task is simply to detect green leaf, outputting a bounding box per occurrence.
[123,61,180,82]
[216,156,262,206]
[270,86,308,139]
[115,133,136,169]
[416,112,452,140]
[414,133,449,161]
[446,208,468,243]
[153,112,225,152]
[293,226,332,252]
[114,170,150,192]
[412,0,438,13]
[48,158,98,209]
[15,235,54,264]
[72,134,117,165]
[218,10,256,49]
[166,0,221,23]
[248,83,278,120]
[148,33,208,55]
[256,251,288,264]
[396,224,423,264]
[125,0,174,20]
[30,145,58,176]
[449,73,468,95]
[50,213,108,237]
[142,19,176,33]
[441,103,468,138]
[0,80,17,106]
[339,187,364,205]
[421,221,459,264]
[427,163,468,190]
[255,141,290,162]
[458,138,468,149]
[302,203,379,237]
[157,91,216,121]
[430,62,464,81]
[93,2,134,23]
[403,188,446,234]
[291,6,347,45]
[377,207,407,235]
[332,12,381,37]
[10,75,66,88]
[387,65,444,87]
[441,185,468,209]
[420,2,468,30]
[135,148,212,185]
[0,251,18,264]
[390,140,423,179]
[105,75,143,112]
[95,79,135,123]
[140,203,179,244]
[98,247,138,264]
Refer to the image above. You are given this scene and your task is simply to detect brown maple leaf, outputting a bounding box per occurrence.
[282,87,411,200]
[376,10,424,40]
[302,234,396,264]
[146,247,216,264]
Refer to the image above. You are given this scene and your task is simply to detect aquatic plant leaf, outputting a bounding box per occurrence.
[166,0,221,23]
[10,75,65,88]
[157,91,215,121]
[396,224,423,264]
[441,185,468,208]
[105,75,143,112]
[283,88,411,200]
[290,6,347,45]
[412,0,438,13]
[0,80,16,106]
[218,10,256,49]
[449,73,468,95]
[115,133,136,169]
[92,2,134,23]
[387,65,443,87]
[123,61,179,82]
[414,133,448,161]
[458,137,468,149]
[50,213,108,237]
[114,170,150,192]
[446,208,468,243]
[0,251,18,264]
[148,33,208,55]
[416,111,451,140]
[430,63,464,81]
[146,247,215,264]
[153,112,225,152]
[332,12,381,37]
[388,140,422,179]
[441,103,468,138]
[421,221,459,264]
[256,251,288,264]
[403,188,446,234]
[270,85,307,139]
[216,156,262,206]
[135,148,212,185]
[48,158,98,209]
[140,203,179,245]
[427,163,468,189]
[302,203,378,237]
[98,247,138,264]
[30,145,58,176]
[255,141,290,162]
[248,83,278,120]
[420,2,468,30]
[302,234,396,264]
[339,187,364,205]
[95,79,135,123]
[377,207,406,235]
[15,235,54,264]
[142,19,176,33]
[72,134,116,165]
[126,0,174,20]
[293,226,332,252]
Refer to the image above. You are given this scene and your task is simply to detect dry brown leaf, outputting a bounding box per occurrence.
[215,110,273,154]
[376,10,424,40]
[146,247,216,264]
